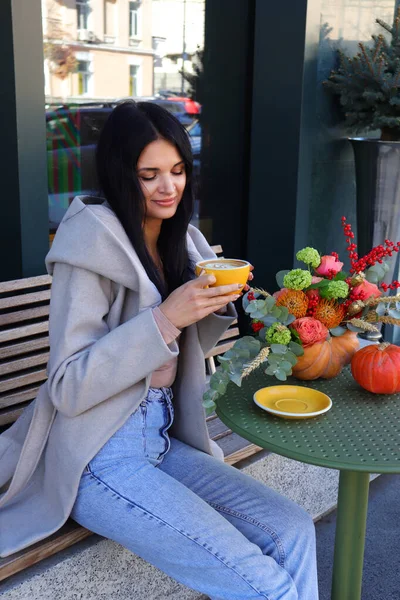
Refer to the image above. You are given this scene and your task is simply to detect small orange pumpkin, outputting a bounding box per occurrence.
[292,331,359,381]
[351,343,400,394]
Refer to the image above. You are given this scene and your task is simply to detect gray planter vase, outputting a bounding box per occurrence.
[350,138,400,343]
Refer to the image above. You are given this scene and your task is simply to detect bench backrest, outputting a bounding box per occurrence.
[0,245,239,428]
[0,275,52,426]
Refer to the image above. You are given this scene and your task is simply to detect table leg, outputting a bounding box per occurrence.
[331,470,370,600]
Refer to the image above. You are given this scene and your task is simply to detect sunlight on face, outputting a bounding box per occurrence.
[137,138,187,224]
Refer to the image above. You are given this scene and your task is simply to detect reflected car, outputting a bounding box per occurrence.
[147,99,195,127]
[46,103,200,233]
[46,105,112,231]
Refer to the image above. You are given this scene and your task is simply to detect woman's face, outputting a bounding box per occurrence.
[137,138,187,223]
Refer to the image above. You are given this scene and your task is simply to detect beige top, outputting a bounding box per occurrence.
[151,306,181,387]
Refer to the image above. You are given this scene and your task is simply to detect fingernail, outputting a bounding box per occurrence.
[237,284,243,289]
[233,294,240,300]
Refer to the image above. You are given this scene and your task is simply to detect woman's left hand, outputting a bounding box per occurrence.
[215,265,254,314]
[244,265,254,292]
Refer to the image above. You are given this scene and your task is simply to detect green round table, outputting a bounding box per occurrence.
[216,367,400,600]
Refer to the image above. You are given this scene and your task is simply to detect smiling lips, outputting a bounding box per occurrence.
[152,197,177,207]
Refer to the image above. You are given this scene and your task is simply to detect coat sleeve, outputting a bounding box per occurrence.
[47,263,179,418]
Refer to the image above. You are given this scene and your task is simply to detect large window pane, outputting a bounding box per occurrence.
[43,0,208,240]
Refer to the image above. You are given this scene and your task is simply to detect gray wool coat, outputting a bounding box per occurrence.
[0,197,236,558]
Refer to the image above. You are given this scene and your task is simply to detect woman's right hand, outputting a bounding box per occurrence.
[159,274,241,329]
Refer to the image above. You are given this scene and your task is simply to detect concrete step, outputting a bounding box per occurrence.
[1,450,378,600]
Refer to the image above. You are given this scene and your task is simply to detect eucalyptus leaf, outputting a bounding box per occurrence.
[265,296,276,311]
[235,336,261,352]
[229,372,243,387]
[262,316,278,327]
[365,270,379,284]
[276,270,290,288]
[275,368,287,382]
[259,327,268,341]
[284,351,298,366]
[288,341,304,356]
[388,308,400,319]
[270,344,288,355]
[268,353,283,364]
[347,323,366,333]
[265,365,277,376]
[278,306,289,322]
[203,388,218,403]
[270,307,283,318]
[376,303,386,316]
[330,326,347,336]
[283,313,296,326]
[280,360,293,372]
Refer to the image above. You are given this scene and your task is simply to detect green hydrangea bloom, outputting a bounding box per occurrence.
[324,280,349,300]
[283,269,312,291]
[296,247,321,268]
[265,323,292,345]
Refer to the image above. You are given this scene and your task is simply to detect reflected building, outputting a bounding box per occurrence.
[42,0,155,103]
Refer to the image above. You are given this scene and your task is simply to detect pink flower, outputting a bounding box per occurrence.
[291,317,329,348]
[315,255,344,277]
[352,280,382,301]
[273,288,287,300]
[311,276,323,284]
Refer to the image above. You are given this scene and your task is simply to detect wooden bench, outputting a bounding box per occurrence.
[0,245,262,582]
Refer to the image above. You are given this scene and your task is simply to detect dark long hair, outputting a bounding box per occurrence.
[96,100,194,298]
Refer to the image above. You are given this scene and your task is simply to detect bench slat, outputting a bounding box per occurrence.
[0,305,50,327]
[0,521,91,582]
[0,290,51,311]
[0,336,49,359]
[0,369,48,394]
[218,433,263,465]
[0,386,41,410]
[0,403,29,426]
[218,327,240,342]
[0,352,49,376]
[0,322,49,344]
[205,340,236,359]
[0,274,52,294]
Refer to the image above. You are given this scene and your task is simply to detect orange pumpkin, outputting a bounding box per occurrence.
[292,331,359,381]
[351,343,400,394]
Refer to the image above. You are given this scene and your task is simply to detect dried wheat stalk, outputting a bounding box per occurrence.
[345,318,380,332]
[365,294,400,307]
[242,346,270,378]
[251,287,271,298]
[378,316,400,326]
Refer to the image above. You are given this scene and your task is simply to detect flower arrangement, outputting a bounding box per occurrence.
[203,217,400,414]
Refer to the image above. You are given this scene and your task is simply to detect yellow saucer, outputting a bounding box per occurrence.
[253,386,332,419]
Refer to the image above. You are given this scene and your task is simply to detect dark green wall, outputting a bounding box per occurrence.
[0,0,48,280]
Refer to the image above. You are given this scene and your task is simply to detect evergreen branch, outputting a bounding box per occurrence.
[359,43,376,76]
[376,17,393,36]
[373,35,384,61]
[242,346,270,378]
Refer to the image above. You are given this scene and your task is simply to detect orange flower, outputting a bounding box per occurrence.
[314,299,345,329]
[276,289,308,319]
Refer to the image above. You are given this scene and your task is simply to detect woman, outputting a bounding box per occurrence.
[0,102,318,599]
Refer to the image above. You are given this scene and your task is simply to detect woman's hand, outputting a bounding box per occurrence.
[159,274,241,329]
[244,264,255,291]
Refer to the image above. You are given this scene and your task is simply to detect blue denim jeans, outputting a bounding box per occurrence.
[71,387,319,600]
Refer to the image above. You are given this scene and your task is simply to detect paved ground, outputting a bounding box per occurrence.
[315,473,400,600]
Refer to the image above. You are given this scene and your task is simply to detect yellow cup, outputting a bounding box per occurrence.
[195,258,251,292]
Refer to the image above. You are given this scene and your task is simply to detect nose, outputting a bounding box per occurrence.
[158,174,176,195]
